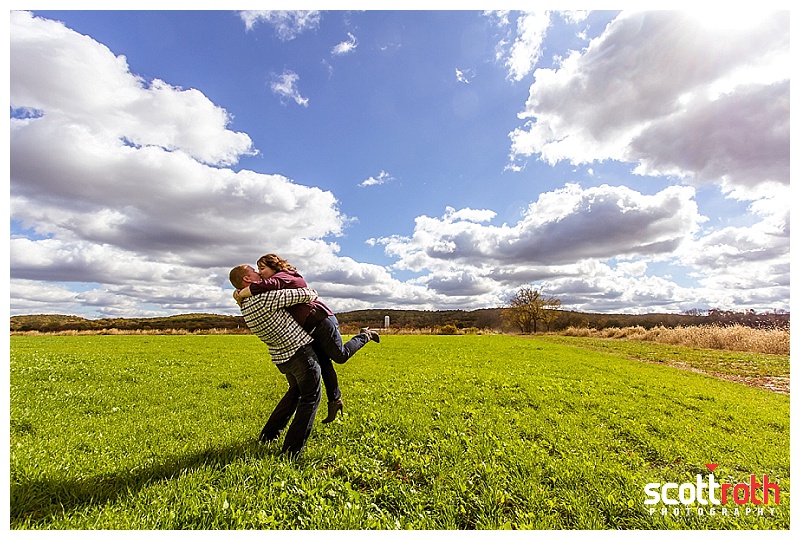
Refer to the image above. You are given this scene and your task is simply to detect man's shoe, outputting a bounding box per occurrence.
[321,399,344,423]
[259,431,279,444]
[259,422,280,443]
[279,447,304,460]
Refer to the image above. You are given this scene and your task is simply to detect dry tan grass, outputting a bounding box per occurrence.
[560,324,789,355]
[11,324,788,355]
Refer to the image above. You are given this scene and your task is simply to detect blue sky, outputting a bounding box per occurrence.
[8,7,791,318]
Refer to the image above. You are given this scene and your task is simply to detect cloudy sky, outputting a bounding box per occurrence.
[8,8,791,319]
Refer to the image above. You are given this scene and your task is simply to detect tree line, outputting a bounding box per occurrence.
[10,299,788,335]
[500,286,789,333]
[9,313,248,334]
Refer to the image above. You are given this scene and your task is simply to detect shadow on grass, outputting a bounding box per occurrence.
[10,438,281,527]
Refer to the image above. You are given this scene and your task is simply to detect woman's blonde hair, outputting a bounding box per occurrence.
[257,253,296,273]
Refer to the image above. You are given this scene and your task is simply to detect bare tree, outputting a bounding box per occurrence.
[503,286,561,333]
[541,294,562,331]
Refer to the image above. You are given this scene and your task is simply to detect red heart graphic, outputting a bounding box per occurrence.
[706,463,719,472]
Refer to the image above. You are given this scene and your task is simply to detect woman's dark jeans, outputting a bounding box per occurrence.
[311,316,370,402]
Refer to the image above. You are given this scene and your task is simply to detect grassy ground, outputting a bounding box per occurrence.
[539,334,790,394]
[9,334,790,529]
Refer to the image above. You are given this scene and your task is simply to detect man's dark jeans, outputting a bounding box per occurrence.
[311,316,370,403]
[259,344,321,457]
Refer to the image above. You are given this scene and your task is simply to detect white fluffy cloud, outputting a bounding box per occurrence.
[509,11,789,194]
[380,185,702,268]
[503,11,552,81]
[11,15,254,167]
[373,184,710,307]
[678,185,790,303]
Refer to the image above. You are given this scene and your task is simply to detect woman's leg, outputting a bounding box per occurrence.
[312,316,371,365]
[312,343,341,403]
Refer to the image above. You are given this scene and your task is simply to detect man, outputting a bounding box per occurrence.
[229,263,321,458]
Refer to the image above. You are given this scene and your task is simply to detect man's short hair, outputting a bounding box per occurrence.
[229,265,250,289]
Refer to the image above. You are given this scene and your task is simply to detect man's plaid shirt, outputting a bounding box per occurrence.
[239,287,318,364]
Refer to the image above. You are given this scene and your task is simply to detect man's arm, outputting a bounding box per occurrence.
[234,282,270,305]
[235,276,283,304]
[243,286,318,312]
[236,273,307,303]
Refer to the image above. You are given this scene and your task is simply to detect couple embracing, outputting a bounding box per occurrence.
[229,254,380,458]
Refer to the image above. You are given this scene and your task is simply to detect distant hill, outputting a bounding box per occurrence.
[9,310,501,334]
[334,308,505,331]
[10,313,247,333]
[10,307,788,334]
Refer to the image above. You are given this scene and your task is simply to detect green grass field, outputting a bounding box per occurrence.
[9,334,790,529]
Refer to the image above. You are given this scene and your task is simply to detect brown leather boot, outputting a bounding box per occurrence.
[322,399,344,423]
